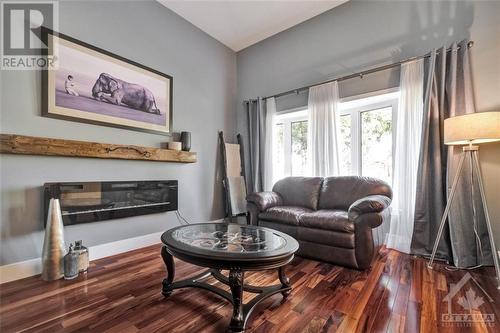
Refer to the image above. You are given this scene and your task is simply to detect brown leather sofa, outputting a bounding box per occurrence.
[247,176,392,270]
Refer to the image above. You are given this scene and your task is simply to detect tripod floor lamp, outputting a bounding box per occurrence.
[427,111,500,290]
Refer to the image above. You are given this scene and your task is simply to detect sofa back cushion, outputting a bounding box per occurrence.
[318,176,392,210]
[272,177,323,210]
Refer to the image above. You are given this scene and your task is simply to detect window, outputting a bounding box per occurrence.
[339,91,398,185]
[339,114,352,175]
[291,120,308,176]
[361,107,393,180]
[272,109,308,181]
[272,91,398,185]
[274,123,285,181]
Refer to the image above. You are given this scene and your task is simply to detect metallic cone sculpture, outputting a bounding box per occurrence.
[41,198,66,281]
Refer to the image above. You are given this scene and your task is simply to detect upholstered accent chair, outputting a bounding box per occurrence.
[247,176,392,270]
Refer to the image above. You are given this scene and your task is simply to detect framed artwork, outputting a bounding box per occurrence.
[42,28,172,135]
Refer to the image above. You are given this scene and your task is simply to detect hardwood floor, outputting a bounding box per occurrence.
[1,245,498,332]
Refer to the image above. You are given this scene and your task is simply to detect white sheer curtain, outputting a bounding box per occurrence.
[386,59,424,253]
[263,97,276,191]
[307,81,340,177]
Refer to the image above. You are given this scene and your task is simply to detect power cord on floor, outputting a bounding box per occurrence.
[175,210,190,225]
[174,210,243,225]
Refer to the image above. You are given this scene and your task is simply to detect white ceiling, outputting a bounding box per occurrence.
[158,1,349,52]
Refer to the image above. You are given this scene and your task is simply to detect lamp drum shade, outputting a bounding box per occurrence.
[444,111,500,145]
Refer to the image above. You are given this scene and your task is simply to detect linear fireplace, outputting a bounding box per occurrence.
[44,180,178,226]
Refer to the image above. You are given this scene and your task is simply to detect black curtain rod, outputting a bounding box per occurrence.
[262,40,474,100]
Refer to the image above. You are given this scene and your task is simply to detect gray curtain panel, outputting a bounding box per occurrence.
[411,41,492,267]
[411,47,452,261]
[446,42,492,267]
[245,98,267,193]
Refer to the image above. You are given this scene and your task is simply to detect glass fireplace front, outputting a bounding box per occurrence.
[44,180,178,226]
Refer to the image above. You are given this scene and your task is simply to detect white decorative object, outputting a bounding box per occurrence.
[168,141,182,151]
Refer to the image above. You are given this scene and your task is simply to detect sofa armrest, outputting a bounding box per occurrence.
[348,195,391,222]
[246,191,283,212]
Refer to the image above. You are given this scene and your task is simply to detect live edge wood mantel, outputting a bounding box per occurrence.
[0,134,197,163]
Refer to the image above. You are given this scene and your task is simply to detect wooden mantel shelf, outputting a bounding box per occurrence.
[0,134,197,163]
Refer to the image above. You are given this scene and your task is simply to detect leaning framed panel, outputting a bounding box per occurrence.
[41,28,173,135]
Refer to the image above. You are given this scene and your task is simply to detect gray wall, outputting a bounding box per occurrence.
[236,0,500,245]
[0,1,237,265]
[1,0,499,266]
[274,66,401,112]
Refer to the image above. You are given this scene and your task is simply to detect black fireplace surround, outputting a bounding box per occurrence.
[44,180,178,226]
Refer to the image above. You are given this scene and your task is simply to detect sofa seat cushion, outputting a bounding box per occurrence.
[299,210,354,233]
[258,206,312,226]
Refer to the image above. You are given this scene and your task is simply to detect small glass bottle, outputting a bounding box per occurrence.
[64,244,79,280]
[73,240,89,273]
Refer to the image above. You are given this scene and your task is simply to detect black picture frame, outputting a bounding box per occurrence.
[41,27,173,135]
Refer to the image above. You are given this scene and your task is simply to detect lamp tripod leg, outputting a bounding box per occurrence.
[427,152,466,269]
[472,151,500,290]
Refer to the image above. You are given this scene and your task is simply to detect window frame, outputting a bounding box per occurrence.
[272,89,399,182]
[338,91,399,181]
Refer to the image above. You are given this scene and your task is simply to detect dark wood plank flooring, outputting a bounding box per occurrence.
[1,245,498,332]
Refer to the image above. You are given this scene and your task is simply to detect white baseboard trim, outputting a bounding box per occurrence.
[0,258,42,285]
[88,231,163,261]
[0,219,224,284]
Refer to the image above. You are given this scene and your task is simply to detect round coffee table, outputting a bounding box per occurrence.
[160,223,299,332]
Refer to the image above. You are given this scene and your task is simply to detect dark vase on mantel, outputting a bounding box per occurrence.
[180,131,191,152]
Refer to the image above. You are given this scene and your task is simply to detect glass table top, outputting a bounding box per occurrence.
[171,224,287,254]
